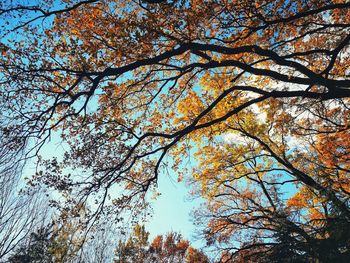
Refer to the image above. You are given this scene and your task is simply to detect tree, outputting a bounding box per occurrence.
[115,224,209,263]
[185,246,210,263]
[191,99,350,262]
[114,224,150,263]
[8,211,86,263]
[1,0,350,261]
[8,226,55,263]
[0,130,50,261]
[149,232,189,262]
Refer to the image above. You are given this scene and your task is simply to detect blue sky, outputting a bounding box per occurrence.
[145,171,203,246]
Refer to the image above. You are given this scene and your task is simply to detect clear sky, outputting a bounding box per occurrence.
[144,171,203,246]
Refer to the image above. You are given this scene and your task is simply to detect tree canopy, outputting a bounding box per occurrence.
[114,224,209,263]
[1,0,350,261]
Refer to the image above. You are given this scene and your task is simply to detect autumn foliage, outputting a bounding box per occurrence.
[115,224,209,263]
[1,0,350,262]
